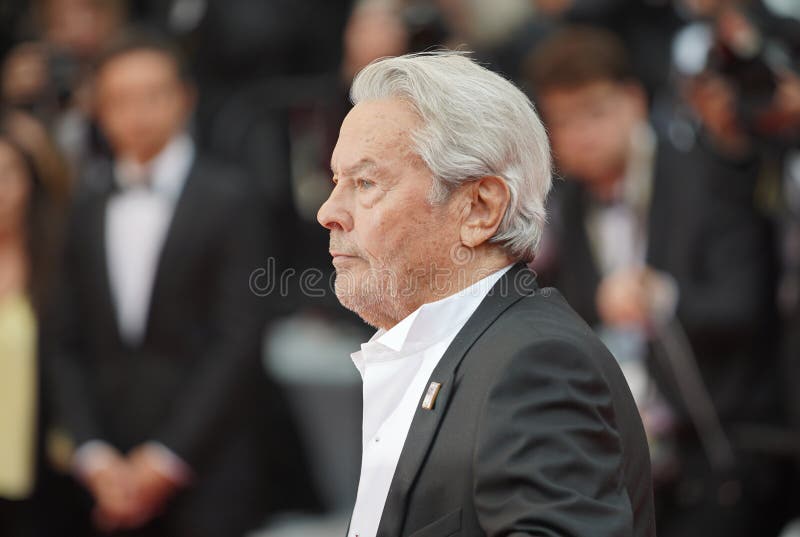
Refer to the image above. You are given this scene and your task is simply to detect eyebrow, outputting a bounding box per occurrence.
[330,158,379,177]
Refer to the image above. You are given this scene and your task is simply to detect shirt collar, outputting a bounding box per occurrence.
[114,133,195,201]
[352,264,513,372]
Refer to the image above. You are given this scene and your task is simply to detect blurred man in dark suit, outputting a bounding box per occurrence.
[44,31,301,537]
[527,25,787,537]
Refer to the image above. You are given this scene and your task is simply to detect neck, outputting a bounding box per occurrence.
[433,250,513,300]
[379,249,513,330]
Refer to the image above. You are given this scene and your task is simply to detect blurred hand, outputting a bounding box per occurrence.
[596,267,650,327]
[82,451,142,533]
[126,445,182,525]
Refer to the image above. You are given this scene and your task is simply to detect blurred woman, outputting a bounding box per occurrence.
[0,111,64,537]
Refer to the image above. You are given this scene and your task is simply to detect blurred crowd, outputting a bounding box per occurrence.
[0,0,798,536]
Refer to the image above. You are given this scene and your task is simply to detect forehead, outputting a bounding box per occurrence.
[540,80,622,111]
[331,98,421,171]
[97,50,180,91]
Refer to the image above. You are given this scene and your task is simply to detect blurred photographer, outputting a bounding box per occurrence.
[1,0,128,173]
[528,25,788,537]
[673,0,800,154]
[674,0,800,498]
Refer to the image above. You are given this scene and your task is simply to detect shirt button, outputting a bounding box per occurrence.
[374,436,380,443]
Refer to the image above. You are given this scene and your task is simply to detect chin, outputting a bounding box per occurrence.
[334,274,410,330]
[335,291,389,330]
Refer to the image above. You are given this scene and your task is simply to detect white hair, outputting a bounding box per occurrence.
[350,50,552,262]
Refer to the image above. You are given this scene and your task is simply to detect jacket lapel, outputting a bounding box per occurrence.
[375,263,538,537]
[91,167,124,347]
[141,159,201,342]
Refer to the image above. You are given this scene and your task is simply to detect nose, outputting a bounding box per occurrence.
[317,183,353,232]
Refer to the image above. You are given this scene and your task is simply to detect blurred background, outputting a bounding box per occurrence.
[0,0,798,536]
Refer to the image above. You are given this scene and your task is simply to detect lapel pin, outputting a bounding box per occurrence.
[421,382,442,410]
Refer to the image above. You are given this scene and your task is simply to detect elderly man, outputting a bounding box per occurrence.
[317,52,655,537]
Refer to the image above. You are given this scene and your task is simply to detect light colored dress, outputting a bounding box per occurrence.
[0,292,37,500]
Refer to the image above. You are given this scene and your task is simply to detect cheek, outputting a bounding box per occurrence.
[359,215,406,260]
[553,133,590,170]
[580,119,625,157]
[10,182,29,208]
[103,108,142,141]
[354,205,425,265]
[605,124,631,158]
[155,100,185,133]
[552,132,575,158]
[553,122,594,150]
[0,176,30,217]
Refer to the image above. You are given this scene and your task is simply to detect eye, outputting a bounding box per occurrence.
[355,178,375,190]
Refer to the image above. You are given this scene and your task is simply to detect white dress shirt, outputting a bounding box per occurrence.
[106,134,194,346]
[73,135,195,484]
[348,265,512,537]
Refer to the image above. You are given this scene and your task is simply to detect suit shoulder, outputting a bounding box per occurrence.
[471,287,626,387]
[501,288,601,350]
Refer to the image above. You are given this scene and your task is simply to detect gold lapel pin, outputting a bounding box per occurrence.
[421,382,442,410]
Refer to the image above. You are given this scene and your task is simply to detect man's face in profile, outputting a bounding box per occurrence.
[95,49,193,163]
[318,98,463,330]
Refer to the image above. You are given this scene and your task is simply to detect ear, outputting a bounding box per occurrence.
[459,175,510,248]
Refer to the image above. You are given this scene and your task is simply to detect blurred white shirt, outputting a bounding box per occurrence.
[106,134,194,346]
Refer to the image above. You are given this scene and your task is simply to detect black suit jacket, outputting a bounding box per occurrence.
[44,154,307,535]
[375,264,655,537]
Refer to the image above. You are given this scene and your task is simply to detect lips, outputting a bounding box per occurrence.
[329,237,361,260]
[330,252,359,264]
